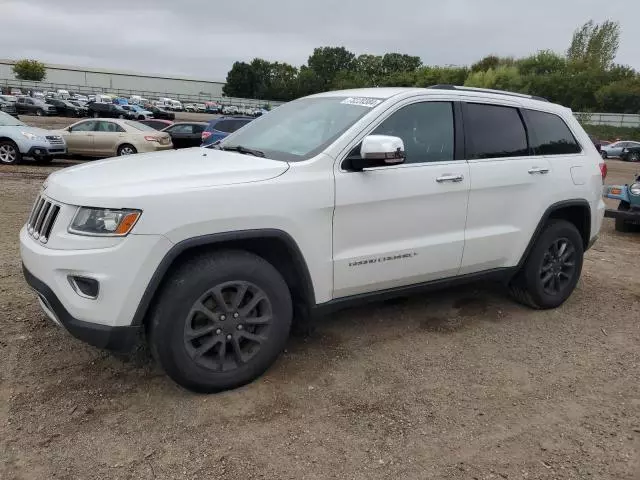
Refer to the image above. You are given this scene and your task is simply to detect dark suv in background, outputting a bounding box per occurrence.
[87,102,135,119]
[201,116,254,146]
[46,98,87,117]
[15,97,57,116]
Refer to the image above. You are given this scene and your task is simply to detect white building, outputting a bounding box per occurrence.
[0,59,225,102]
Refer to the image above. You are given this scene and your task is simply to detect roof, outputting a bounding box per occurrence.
[310,86,568,113]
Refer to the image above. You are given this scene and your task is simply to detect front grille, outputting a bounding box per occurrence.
[46,135,64,145]
[27,196,60,244]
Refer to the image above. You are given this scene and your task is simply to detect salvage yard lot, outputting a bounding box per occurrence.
[1,152,639,478]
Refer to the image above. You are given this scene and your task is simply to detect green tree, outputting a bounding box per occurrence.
[465,66,523,92]
[566,20,620,69]
[381,53,421,74]
[517,50,566,76]
[307,47,356,89]
[296,66,324,97]
[470,55,500,73]
[595,78,640,113]
[266,62,299,101]
[12,59,46,81]
[414,66,468,87]
[355,54,384,83]
[222,61,255,98]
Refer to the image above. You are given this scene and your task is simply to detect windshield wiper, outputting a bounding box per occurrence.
[220,145,265,157]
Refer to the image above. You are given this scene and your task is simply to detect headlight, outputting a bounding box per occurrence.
[630,183,640,196]
[21,131,45,141]
[69,207,141,236]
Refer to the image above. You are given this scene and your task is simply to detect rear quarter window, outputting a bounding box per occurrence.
[524,109,581,155]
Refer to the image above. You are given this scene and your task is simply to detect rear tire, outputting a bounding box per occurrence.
[0,140,21,165]
[630,152,640,162]
[36,109,44,116]
[600,151,607,159]
[509,220,584,309]
[117,144,137,156]
[149,250,293,393]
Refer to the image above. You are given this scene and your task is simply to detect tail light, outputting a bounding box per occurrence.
[144,136,159,142]
[599,162,607,181]
[202,131,212,141]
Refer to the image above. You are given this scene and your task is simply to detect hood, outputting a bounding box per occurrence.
[3,125,56,137]
[45,148,290,205]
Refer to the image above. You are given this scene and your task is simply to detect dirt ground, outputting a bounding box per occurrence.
[1,148,639,479]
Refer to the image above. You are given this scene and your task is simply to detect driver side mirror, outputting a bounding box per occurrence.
[347,135,405,171]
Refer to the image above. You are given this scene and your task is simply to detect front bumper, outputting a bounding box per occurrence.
[23,266,139,351]
[20,225,173,335]
[27,145,67,157]
[605,207,640,222]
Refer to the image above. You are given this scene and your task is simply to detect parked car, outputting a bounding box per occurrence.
[146,105,176,120]
[15,97,57,116]
[205,102,221,113]
[201,116,253,146]
[87,102,135,119]
[138,119,174,130]
[0,111,66,165]
[0,97,18,117]
[162,122,208,149]
[71,94,89,103]
[619,144,640,162]
[46,98,87,117]
[183,103,197,112]
[222,105,239,115]
[604,173,640,231]
[19,86,607,393]
[121,104,154,120]
[57,118,172,157]
[195,103,206,113]
[600,141,640,159]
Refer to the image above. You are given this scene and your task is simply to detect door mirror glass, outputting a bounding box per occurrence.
[348,135,405,171]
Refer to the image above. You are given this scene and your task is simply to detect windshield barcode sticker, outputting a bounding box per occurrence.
[340,97,382,108]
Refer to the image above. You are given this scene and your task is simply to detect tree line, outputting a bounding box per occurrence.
[223,20,640,114]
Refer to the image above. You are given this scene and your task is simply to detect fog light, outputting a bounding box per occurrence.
[68,275,99,299]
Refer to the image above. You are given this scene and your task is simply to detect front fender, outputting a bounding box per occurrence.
[603,184,630,203]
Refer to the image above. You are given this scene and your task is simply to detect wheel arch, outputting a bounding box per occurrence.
[131,229,316,328]
[518,199,591,269]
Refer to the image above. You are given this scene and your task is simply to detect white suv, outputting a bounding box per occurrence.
[20,86,606,392]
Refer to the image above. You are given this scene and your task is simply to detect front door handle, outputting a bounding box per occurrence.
[528,167,549,175]
[436,174,464,183]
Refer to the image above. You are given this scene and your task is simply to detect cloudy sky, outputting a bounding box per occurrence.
[1,0,636,81]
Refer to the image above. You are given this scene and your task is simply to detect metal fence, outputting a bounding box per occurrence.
[0,78,284,108]
[575,112,640,128]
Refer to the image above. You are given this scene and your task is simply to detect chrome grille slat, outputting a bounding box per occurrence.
[27,195,61,243]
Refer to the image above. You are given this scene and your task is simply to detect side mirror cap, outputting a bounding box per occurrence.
[347,135,406,171]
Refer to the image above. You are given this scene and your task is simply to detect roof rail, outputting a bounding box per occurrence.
[427,84,549,102]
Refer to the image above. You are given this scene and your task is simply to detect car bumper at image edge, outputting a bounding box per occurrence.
[22,266,140,351]
[604,208,640,221]
[27,146,66,157]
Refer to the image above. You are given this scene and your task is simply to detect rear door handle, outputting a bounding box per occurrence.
[436,174,464,183]
[528,167,549,175]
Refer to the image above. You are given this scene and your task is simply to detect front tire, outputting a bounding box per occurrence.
[615,202,632,232]
[600,151,607,159]
[149,250,293,393]
[36,109,44,116]
[630,152,640,162]
[0,140,21,165]
[510,220,584,309]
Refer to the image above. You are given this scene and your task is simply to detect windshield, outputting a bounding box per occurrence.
[0,111,26,126]
[219,96,379,161]
[125,120,158,132]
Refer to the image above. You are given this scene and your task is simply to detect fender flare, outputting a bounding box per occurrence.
[130,229,315,326]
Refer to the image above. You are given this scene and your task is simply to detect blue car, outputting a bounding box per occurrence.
[201,116,253,147]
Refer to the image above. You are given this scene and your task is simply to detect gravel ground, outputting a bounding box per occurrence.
[0,151,639,479]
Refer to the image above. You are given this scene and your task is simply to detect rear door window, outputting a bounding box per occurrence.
[70,121,96,132]
[465,103,529,159]
[524,109,581,155]
[213,120,233,133]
